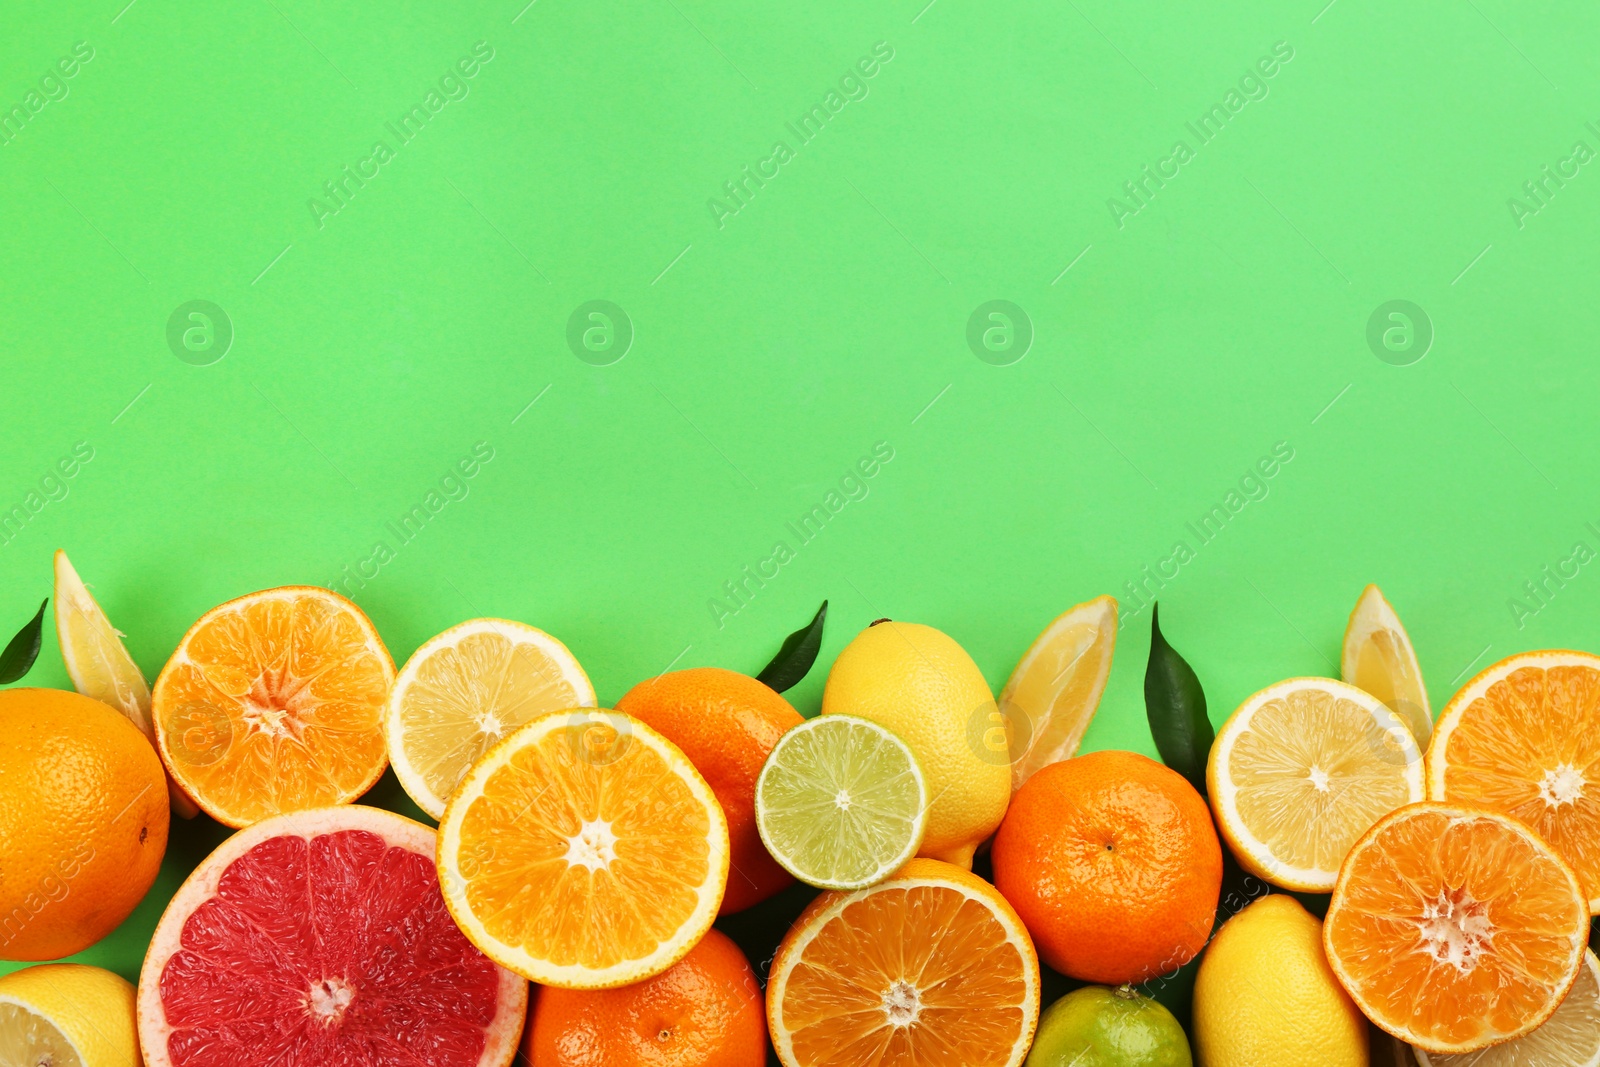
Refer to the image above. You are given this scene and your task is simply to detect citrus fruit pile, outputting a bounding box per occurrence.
[3,562,1599,1067]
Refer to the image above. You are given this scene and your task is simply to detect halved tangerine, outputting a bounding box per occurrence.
[766,858,1040,1067]
[435,709,729,989]
[151,586,395,828]
[1324,802,1589,1054]
[1428,649,1600,911]
[136,805,527,1067]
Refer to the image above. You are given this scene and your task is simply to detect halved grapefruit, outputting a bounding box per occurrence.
[137,805,527,1067]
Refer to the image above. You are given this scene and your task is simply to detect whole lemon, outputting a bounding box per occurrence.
[0,963,139,1066]
[1192,894,1367,1067]
[821,620,1009,867]
[0,689,169,960]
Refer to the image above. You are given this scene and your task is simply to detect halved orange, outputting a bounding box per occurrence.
[435,709,729,989]
[1324,802,1589,1054]
[1428,650,1600,911]
[151,586,394,828]
[767,858,1040,1067]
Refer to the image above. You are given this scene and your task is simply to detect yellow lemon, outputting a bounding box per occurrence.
[1193,894,1367,1067]
[0,964,138,1067]
[821,620,1009,868]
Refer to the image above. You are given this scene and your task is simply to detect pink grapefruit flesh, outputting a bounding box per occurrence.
[138,806,527,1067]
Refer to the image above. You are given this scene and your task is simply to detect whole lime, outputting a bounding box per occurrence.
[1025,986,1193,1067]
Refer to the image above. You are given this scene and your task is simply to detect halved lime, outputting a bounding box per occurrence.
[755,714,927,890]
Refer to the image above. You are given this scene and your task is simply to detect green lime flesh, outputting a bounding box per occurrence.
[1025,986,1193,1067]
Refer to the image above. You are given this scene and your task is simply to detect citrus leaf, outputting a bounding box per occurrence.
[0,599,48,685]
[1144,602,1213,795]
[758,600,828,693]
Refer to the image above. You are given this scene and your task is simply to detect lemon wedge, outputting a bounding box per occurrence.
[1342,584,1432,745]
[998,595,1117,791]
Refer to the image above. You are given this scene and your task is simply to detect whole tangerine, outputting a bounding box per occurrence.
[616,667,803,914]
[0,688,170,960]
[992,749,1222,985]
[523,927,766,1067]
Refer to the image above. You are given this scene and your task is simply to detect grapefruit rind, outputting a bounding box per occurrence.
[767,859,1040,1067]
[435,709,730,990]
[1426,649,1600,912]
[136,804,528,1067]
[1210,677,1424,892]
[151,586,396,828]
[1324,802,1589,1055]
[384,618,595,819]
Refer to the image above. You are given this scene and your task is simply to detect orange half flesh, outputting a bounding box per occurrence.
[151,587,394,828]
[1324,803,1588,1054]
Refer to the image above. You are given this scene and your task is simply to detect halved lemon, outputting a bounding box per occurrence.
[0,964,138,1067]
[385,618,594,819]
[436,708,729,989]
[1325,803,1589,1054]
[767,857,1040,1067]
[54,549,200,818]
[1414,948,1600,1067]
[755,714,926,890]
[1343,584,1433,745]
[151,586,395,828]
[1209,677,1423,891]
[1429,649,1600,912]
[998,594,1116,791]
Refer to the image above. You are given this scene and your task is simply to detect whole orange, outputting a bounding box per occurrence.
[523,927,766,1067]
[991,749,1221,984]
[616,667,803,914]
[0,688,170,960]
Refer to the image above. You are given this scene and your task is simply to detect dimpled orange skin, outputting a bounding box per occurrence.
[0,689,169,961]
[523,928,766,1067]
[616,668,803,914]
[992,749,1222,984]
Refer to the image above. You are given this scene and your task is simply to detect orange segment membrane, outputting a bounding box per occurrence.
[158,593,389,824]
[1327,807,1587,1050]
[780,884,1030,1067]
[457,722,712,969]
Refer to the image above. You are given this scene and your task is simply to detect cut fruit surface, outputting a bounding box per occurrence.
[1343,584,1433,746]
[998,595,1116,791]
[137,805,527,1067]
[436,708,729,989]
[755,714,926,890]
[1414,949,1600,1067]
[1209,677,1423,891]
[767,858,1039,1067]
[151,586,395,828]
[55,548,200,818]
[385,618,594,818]
[0,964,139,1067]
[1324,803,1589,1054]
[1428,650,1600,911]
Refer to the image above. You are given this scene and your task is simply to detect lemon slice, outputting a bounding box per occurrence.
[1209,677,1423,891]
[436,708,729,988]
[755,714,927,890]
[0,964,138,1067]
[1413,948,1600,1067]
[1342,584,1432,746]
[999,594,1117,791]
[54,549,200,819]
[385,618,594,819]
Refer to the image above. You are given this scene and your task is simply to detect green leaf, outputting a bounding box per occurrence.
[1144,602,1214,794]
[757,600,828,693]
[0,599,48,685]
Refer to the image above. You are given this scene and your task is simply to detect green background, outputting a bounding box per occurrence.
[3,0,1599,1057]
